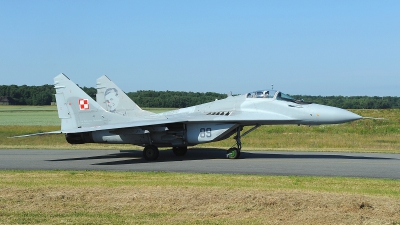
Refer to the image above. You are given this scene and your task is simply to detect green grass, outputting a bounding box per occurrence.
[1,171,399,224]
[1,170,399,196]
[0,105,58,111]
[0,111,60,126]
[0,106,59,126]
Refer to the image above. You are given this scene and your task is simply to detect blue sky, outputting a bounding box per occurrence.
[1,1,399,96]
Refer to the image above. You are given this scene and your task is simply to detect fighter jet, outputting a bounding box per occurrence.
[22,73,363,161]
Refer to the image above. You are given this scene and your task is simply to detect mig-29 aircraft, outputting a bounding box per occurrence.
[20,73,362,161]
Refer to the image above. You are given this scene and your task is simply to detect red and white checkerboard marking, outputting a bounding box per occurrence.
[79,99,90,110]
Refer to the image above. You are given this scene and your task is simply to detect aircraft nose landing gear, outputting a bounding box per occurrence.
[227,125,261,159]
[227,127,242,159]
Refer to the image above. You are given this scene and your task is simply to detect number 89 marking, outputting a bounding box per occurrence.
[200,128,212,138]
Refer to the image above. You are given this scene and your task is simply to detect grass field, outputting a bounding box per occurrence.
[1,171,399,224]
[1,106,400,224]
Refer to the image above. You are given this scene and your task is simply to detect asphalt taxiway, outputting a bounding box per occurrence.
[0,149,399,179]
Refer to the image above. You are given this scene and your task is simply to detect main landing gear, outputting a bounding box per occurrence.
[142,145,188,161]
[143,124,262,161]
[227,125,261,159]
[143,145,159,161]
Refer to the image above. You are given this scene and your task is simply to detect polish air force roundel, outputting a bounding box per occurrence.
[79,99,89,110]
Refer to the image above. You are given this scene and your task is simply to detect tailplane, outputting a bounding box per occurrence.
[96,75,154,117]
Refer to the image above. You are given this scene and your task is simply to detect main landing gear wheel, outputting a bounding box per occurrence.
[227,147,240,159]
[172,146,188,156]
[143,145,159,161]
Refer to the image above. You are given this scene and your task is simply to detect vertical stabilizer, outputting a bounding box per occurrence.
[54,73,127,131]
[96,75,154,117]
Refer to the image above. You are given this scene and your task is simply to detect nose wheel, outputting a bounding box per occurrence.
[227,147,240,159]
[227,125,261,159]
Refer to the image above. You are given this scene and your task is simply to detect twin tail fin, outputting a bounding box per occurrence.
[54,73,127,132]
[96,75,154,117]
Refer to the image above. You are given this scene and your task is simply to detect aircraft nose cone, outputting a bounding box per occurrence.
[332,108,362,123]
[307,104,362,124]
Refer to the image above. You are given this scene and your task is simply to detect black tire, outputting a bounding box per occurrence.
[172,146,188,156]
[143,145,159,161]
[227,147,240,159]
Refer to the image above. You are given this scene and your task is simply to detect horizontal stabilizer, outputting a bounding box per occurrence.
[9,130,62,138]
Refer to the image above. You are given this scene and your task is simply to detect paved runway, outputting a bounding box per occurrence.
[0,149,399,179]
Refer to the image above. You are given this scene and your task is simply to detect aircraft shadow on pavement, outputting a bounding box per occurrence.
[47,148,397,166]
[48,149,228,165]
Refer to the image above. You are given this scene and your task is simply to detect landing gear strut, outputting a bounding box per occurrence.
[143,145,159,161]
[227,127,242,159]
[227,124,261,159]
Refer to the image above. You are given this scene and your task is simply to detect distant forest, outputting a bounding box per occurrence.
[0,84,399,109]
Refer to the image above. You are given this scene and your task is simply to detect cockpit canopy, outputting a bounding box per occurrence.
[246,89,302,103]
[246,90,277,99]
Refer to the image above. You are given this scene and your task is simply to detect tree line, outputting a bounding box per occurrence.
[0,84,399,109]
[292,95,399,109]
[0,85,97,105]
[127,90,227,108]
[0,84,55,105]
